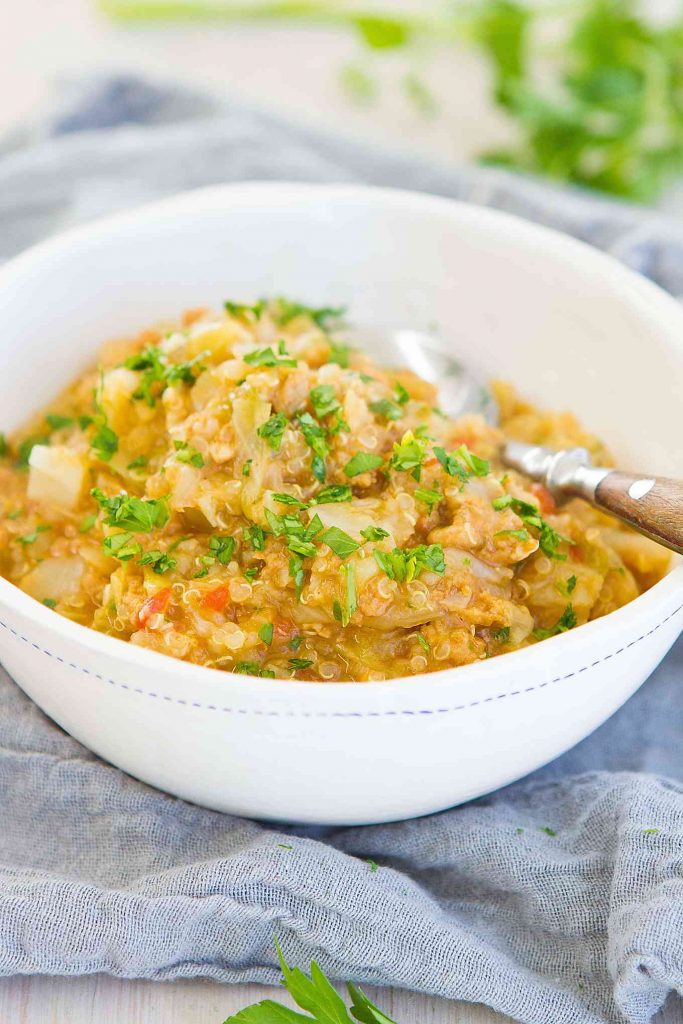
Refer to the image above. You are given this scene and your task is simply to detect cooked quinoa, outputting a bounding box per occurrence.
[0,298,670,681]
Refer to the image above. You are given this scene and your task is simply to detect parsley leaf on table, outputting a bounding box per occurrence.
[222,940,399,1024]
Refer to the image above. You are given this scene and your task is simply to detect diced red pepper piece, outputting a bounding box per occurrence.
[202,585,230,612]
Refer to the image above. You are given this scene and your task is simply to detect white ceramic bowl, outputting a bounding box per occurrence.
[1,183,682,825]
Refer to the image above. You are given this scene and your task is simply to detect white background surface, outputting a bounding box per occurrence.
[1,0,509,160]
[1,2,681,1021]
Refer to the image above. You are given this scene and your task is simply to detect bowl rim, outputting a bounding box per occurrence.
[1,179,682,701]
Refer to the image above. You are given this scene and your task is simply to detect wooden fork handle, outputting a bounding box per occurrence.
[593,473,683,555]
[502,442,683,556]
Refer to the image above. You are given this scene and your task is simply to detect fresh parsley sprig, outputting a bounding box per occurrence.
[222,939,399,1024]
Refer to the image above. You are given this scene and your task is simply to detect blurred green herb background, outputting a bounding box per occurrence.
[102,0,683,203]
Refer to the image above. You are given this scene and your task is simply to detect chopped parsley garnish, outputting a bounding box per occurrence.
[289,635,304,651]
[492,495,570,560]
[344,452,384,477]
[360,525,390,542]
[287,536,318,558]
[209,535,236,564]
[414,486,441,511]
[0,433,7,458]
[124,347,204,406]
[394,382,410,405]
[90,421,119,463]
[7,509,23,520]
[259,622,274,646]
[533,604,577,640]
[289,658,314,670]
[234,661,276,678]
[242,459,252,477]
[243,524,267,552]
[457,445,490,476]
[42,598,57,610]
[127,455,148,471]
[173,440,204,468]
[312,484,352,505]
[309,384,341,419]
[311,455,326,483]
[195,536,236,576]
[17,435,49,469]
[297,412,329,482]
[243,565,261,581]
[495,528,530,542]
[265,509,323,569]
[244,344,297,369]
[289,554,305,602]
[334,563,357,626]
[103,532,142,561]
[224,299,265,320]
[389,431,428,481]
[45,413,73,430]
[327,340,352,367]
[17,525,50,545]
[258,412,288,452]
[273,299,346,330]
[138,550,177,574]
[90,385,119,462]
[78,415,93,430]
[539,826,557,837]
[493,626,511,644]
[369,397,403,421]
[273,493,307,507]
[373,543,445,583]
[91,489,170,532]
[556,574,578,598]
[79,514,97,533]
[320,526,360,560]
[433,446,468,483]
[433,444,489,483]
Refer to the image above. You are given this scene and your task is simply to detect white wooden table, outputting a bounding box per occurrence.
[2,3,682,1021]
[0,975,680,1023]
[0,976,509,1023]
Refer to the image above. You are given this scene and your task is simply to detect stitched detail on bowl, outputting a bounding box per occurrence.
[0,603,681,718]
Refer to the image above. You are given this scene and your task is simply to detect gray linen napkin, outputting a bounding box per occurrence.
[0,76,681,1024]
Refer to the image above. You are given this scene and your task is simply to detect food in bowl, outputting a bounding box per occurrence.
[0,299,669,682]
